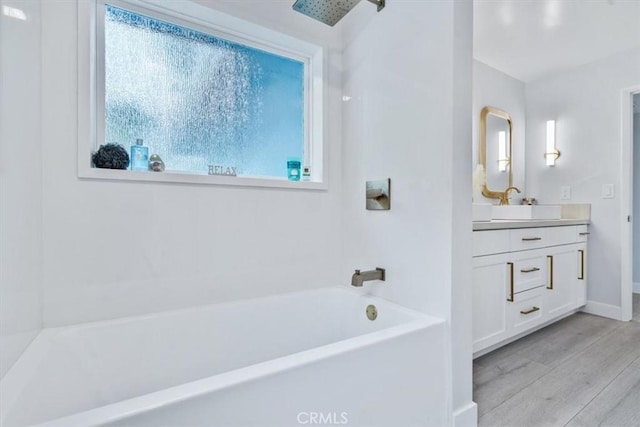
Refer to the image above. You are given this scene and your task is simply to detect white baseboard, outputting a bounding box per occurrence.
[582,300,622,320]
[453,402,478,427]
[634,282,640,294]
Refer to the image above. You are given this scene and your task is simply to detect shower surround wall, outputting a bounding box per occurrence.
[0,0,43,378]
[525,47,640,318]
[340,0,475,424]
[40,0,344,326]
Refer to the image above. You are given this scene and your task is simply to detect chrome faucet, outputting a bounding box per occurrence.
[499,186,521,206]
[351,268,386,287]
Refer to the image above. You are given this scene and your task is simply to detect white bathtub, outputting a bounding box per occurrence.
[0,286,448,427]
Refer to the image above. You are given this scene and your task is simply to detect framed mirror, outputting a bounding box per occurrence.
[479,106,513,200]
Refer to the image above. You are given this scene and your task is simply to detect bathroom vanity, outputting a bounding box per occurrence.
[472,220,589,357]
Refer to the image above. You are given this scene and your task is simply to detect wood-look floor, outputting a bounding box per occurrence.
[474,293,640,427]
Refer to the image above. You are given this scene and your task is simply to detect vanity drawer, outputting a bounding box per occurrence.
[546,225,580,246]
[576,225,590,242]
[508,287,544,333]
[513,256,546,293]
[510,226,577,251]
[510,228,549,251]
[473,230,510,257]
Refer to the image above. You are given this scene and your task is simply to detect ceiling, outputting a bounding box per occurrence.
[474,0,640,82]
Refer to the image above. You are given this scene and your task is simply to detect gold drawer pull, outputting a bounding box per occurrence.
[522,237,542,241]
[520,267,540,273]
[507,262,514,302]
[547,255,554,290]
[579,232,590,236]
[520,306,540,315]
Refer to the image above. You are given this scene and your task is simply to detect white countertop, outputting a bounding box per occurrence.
[473,218,590,231]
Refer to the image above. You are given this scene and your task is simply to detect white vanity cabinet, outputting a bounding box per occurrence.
[472,224,588,356]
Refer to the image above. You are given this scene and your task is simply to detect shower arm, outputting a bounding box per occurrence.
[366,0,385,12]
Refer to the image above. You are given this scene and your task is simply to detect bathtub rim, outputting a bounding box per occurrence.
[13,285,427,338]
[1,286,444,427]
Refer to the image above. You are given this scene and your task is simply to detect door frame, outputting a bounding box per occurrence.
[621,85,640,322]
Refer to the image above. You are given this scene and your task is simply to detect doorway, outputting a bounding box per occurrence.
[622,88,640,322]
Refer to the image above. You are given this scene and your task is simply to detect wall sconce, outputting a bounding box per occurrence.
[498,130,509,172]
[544,120,561,166]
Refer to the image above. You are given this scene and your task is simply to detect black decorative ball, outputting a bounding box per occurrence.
[92,143,130,169]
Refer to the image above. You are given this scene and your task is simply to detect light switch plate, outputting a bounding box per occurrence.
[560,186,571,200]
[602,184,615,199]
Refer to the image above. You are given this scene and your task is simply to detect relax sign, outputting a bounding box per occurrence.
[208,165,237,176]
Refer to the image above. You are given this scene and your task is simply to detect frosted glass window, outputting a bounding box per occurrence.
[103,4,305,178]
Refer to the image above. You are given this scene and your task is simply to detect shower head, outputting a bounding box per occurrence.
[292,0,385,27]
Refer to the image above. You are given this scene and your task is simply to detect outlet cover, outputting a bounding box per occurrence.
[602,184,615,199]
[560,186,571,200]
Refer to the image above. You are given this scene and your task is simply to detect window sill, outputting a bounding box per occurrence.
[78,167,327,190]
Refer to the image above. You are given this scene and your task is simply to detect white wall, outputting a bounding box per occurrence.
[0,0,43,378]
[473,60,526,198]
[634,107,640,291]
[341,0,475,424]
[525,48,640,312]
[40,0,344,327]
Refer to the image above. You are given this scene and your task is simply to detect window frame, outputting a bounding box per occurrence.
[78,0,327,189]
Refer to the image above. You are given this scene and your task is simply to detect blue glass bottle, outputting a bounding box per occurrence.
[130,138,149,171]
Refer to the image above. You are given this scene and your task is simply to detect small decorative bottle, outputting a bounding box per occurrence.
[148,154,165,172]
[130,138,149,172]
[302,166,311,181]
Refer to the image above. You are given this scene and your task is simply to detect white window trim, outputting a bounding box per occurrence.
[78,0,327,190]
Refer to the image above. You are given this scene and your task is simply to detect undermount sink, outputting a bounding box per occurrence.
[492,205,562,220]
